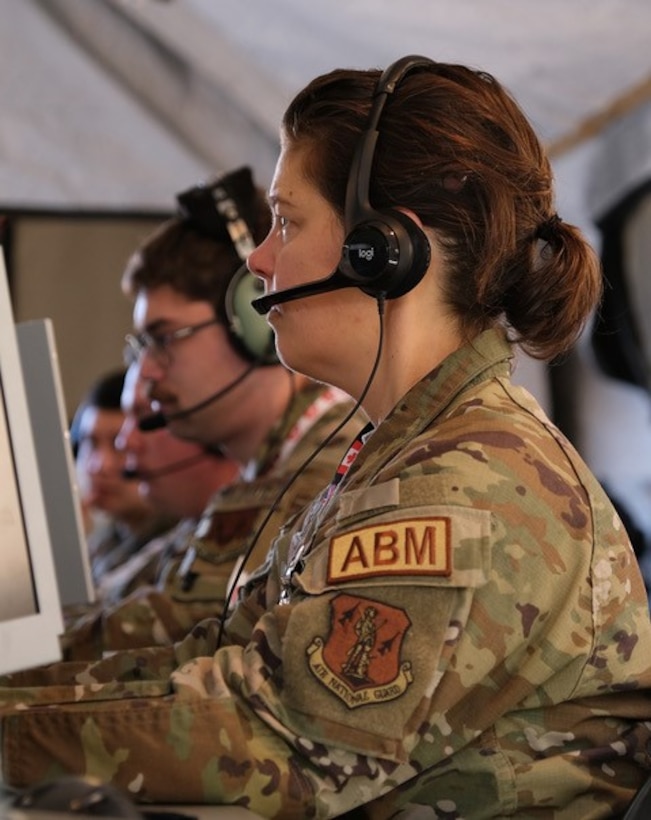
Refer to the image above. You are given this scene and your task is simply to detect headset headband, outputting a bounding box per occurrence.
[345,55,435,230]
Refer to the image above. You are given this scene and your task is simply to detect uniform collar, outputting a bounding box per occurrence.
[344,327,514,484]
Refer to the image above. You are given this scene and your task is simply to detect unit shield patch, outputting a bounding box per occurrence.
[307,593,413,708]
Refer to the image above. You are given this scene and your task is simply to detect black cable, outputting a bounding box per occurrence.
[215,294,387,648]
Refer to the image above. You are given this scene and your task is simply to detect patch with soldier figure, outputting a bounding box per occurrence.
[307,593,413,708]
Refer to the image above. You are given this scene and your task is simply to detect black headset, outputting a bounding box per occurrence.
[339,55,433,299]
[176,168,278,365]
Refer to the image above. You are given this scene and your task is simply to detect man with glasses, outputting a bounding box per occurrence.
[61,166,366,660]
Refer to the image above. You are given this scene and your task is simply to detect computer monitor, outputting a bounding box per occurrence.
[0,248,63,675]
[16,318,95,608]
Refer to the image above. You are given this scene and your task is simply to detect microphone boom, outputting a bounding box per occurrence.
[251,270,355,314]
[138,364,256,432]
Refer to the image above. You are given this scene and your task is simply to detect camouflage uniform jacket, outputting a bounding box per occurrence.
[87,513,177,590]
[61,517,198,634]
[95,517,198,605]
[60,381,365,660]
[2,329,651,819]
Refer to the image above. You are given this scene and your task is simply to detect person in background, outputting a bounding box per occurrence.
[60,361,240,657]
[57,165,366,660]
[87,361,239,606]
[70,367,174,589]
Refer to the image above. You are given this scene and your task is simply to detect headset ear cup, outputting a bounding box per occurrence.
[340,210,431,299]
[224,266,278,364]
[382,210,431,299]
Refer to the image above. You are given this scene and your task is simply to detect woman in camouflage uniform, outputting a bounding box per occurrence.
[2,56,651,819]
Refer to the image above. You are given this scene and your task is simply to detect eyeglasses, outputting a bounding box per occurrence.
[124,318,219,367]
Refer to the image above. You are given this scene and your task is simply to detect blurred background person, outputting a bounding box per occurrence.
[93,361,240,605]
[61,361,240,656]
[70,367,174,589]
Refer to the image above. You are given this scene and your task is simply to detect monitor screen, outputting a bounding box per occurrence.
[0,248,63,675]
[16,318,95,608]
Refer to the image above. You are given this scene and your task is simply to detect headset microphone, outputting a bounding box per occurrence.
[138,363,256,432]
[251,269,356,315]
[137,412,168,433]
[122,451,210,481]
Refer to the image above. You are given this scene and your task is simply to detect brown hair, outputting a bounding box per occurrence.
[283,61,602,360]
[121,169,271,325]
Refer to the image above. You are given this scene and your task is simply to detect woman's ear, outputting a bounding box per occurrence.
[395,206,424,229]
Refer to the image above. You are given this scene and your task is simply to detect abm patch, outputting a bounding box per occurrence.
[328,516,451,583]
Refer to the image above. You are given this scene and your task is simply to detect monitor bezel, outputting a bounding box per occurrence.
[0,248,63,675]
[16,318,95,608]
